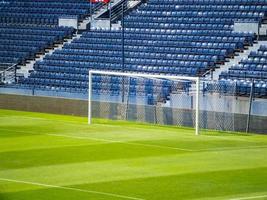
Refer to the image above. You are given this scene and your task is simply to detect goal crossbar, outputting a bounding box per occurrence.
[88,70,200,135]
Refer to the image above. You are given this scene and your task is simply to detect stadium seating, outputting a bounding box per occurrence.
[15,0,267,99]
[0,0,99,26]
[0,24,75,65]
[219,45,267,97]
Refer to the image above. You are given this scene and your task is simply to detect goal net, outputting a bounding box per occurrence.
[88,70,200,135]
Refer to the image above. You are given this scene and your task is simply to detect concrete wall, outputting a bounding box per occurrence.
[0,94,88,116]
[234,22,259,34]
[58,17,78,29]
[0,94,266,134]
[170,93,267,116]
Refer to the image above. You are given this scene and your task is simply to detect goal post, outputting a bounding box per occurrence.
[88,70,200,135]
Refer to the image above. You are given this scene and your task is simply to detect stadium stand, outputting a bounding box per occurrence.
[1,0,267,100]
[0,24,74,65]
[219,45,267,97]
[0,0,96,26]
[0,0,101,72]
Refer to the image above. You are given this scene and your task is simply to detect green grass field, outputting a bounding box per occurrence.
[0,109,267,200]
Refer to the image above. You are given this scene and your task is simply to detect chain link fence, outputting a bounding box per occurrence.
[87,73,267,133]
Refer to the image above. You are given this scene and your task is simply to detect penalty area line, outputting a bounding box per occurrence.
[0,178,145,200]
[47,133,195,152]
[0,128,195,152]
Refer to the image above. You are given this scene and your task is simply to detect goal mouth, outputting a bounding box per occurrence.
[88,70,200,135]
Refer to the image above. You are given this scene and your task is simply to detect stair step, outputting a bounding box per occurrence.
[208,41,267,80]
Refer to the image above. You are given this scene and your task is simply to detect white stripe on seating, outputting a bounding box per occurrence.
[0,177,145,200]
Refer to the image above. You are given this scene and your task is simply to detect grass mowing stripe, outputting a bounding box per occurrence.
[0,142,111,154]
[2,128,266,153]
[47,133,195,152]
[47,134,267,153]
[229,194,267,200]
[0,178,145,200]
[0,115,257,143]
[2,128,267,154]
[1,109,267,200]
[199,145,267,152]
[0,128,194,152]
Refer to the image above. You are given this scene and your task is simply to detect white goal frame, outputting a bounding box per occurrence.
[88,70,200,135]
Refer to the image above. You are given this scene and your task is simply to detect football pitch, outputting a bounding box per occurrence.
[0,109,267,200]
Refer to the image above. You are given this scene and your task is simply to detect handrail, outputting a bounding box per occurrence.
[0,63,17,72]
[111,0,142,23]
[0,63,17,84]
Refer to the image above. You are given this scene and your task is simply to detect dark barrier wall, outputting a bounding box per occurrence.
[0,94,88,116]
[0,94,266,134]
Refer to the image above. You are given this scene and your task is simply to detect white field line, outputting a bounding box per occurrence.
[229,194,267,200]
[0,178,145,200]
[0,128,195,152]
[0,115,256,143]
[50,133,267,153]
[2,128,267,153]
[2,127,267,153]
[48,133,196,152]
[1,115,258,144]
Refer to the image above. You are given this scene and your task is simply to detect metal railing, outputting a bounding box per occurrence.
[90,2,106,19]
[0,63,17,84]
[110,0,143,23]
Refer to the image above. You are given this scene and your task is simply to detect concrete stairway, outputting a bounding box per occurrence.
[17,32,82,78]
[209,40,267,80]
[79,0,142,30]
[79,0,123,30]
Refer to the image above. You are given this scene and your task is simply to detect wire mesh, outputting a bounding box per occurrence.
[200,80,238,133]
[89,73,197,128]
[89,73,250,133]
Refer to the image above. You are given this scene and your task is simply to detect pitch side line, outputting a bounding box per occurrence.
[229,194,267,200]
[0,178,145,200]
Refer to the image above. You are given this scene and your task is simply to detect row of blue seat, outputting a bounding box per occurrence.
[5,2,91,9]
[124,22,233,30]
[0,24,74,31]
[216,79,267,97]
[0,8,87,15]
[76,35,246,46]
[53,49,218,63]
[0,0,100,25]
[123,28,255,41]
[150,0,267,5]
[125,16,257,25]
[29,72,175,88]
[220,45,267,82]
[143,4,267,11]
[0,45,39,52]
[0,28,73,37]
[21,77,169,95]
[221,70,267,79]
[34,61,200,75]
[132,10,264,18]
[229,63,267,71]
[56,48,219,61]
[0,24,74,65]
